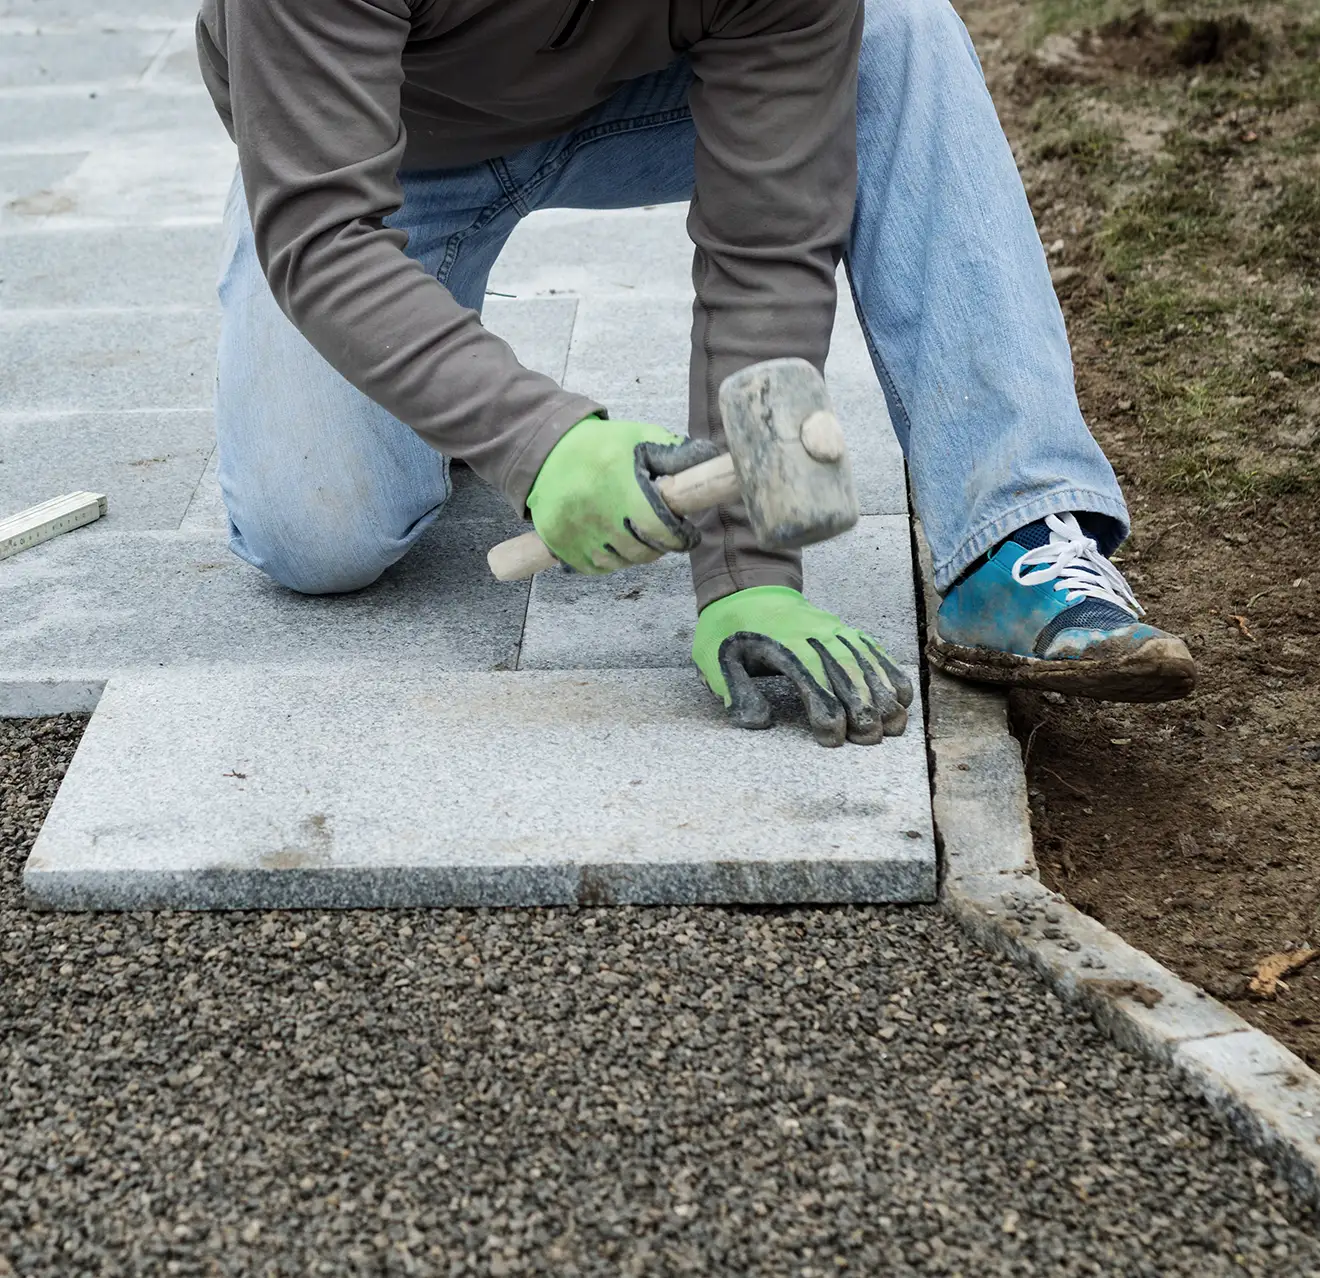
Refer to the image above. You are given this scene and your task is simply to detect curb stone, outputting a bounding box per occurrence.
[914,521,1320,1210]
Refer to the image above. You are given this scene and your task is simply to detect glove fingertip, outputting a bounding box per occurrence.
[730,697,773,731]
[882,705,909,738]
[845,706,886,746]
[809,712,848,748]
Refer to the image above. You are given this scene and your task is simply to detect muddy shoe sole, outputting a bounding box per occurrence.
[927,631,1197,703]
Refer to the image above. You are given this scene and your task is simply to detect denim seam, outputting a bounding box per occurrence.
[844,255,913,447]
[489,157,530,217]
[431,174,522,286]
[515,109,693,207]
[933,488,1131,593]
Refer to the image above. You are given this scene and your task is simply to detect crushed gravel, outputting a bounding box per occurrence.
[3,715,1319,1277]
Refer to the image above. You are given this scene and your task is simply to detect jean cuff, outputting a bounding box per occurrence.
[933,488,1131,594]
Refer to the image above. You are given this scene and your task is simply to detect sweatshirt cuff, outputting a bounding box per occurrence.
[497,392,608,517]
[693,562,805,613]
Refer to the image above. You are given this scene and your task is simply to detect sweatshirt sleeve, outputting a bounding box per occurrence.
[217,0,603,512]
[684,0,863,610]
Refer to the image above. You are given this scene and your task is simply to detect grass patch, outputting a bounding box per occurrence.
[1102,177,1230,273]
[1015,0,1320,501]
[1258,177,1320,281]
[1027,95,1123,170]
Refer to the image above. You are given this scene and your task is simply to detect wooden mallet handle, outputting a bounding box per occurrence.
[486,453,742,581]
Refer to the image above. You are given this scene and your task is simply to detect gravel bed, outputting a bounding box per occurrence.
[3,716,1319,1276]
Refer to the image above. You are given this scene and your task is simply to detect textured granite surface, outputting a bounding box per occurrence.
[0,410,215,530]
[25,667,935,910]
[0,521,530,705]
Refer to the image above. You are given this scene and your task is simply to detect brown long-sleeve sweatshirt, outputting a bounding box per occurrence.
[196,0,862,608]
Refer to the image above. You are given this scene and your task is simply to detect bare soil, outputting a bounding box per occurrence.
[960,0,1320,1061]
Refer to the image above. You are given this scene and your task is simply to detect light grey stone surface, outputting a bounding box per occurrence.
[24,666,936,910]
[0,226,219,309]
[177,456,516,534]
[446,461,515,523]
[0,151,87,221]
[925,667,1011,740]
[0,309,218,410]
[0,89,219,155]
[0,29,169,88]
[1175,1029,1320,1207]
[0,522,530,706]
[0,0,198,19]
[521,553,697,670]
[520,514,921,672]
[488,205,692,299]
[177,443,221,529]
[563,294,688,401]
[0,409,214,530]
[932,734,1036,880]
[138,24,203,89]
[481,296,578,383]
[0,129,234,228]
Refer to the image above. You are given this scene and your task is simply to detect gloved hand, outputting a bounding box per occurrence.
[527,416,719,574]
[693,586,914,747]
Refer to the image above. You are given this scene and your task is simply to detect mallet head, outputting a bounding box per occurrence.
[718,357,860,551]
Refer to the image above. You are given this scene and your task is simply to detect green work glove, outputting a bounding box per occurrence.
[692,586,914,747]
[527,416,719,575]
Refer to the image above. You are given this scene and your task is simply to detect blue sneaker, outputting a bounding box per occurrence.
[929,513,1195,702]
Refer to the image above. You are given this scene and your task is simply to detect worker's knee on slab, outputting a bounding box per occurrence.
[229,508,414,595]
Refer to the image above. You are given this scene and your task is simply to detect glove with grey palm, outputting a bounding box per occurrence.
[526,416,719,575]
[693,586,913,747]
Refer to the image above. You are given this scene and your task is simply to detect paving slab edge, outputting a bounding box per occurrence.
[914,522,1320,1211]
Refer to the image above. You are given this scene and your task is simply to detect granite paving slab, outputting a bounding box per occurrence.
[23,665,936,910]
[0,88,218,154]
[0,29,170,89]
[488,205,693,299]
[0,297,571,415]
[0,518,530,715]
[0,409,214,529]
[0,226,219,309]
[480,296,579,382]
[0,0,198,19]
[0,308,218,411]
[0,130,235,228]
[519,515,920,672]
[0,151,86,220]
[138,24,204,89]
[177,444,221,530]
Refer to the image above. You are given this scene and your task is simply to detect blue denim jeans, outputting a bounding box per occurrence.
[215,0,1128,597]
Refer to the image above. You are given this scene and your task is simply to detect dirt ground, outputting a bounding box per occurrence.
[959,0,1320,1060]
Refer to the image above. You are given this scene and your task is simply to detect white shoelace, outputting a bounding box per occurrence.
[1010,513,1145,617]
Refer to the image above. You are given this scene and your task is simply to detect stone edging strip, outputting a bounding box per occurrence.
[915,523,1320,1208]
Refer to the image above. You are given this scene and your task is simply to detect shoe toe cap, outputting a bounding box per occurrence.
[1040,621,1172,661]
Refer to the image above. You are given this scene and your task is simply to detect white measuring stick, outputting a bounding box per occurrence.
[486,453,741,582]
[0,492,108,562]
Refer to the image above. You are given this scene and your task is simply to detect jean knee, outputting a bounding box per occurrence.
[861,0,979,70]
[230,508,408,595]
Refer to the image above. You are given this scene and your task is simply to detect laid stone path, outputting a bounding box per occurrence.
[0,0,930,908]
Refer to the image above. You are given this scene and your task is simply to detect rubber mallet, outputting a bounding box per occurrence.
[486,357,859,581]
